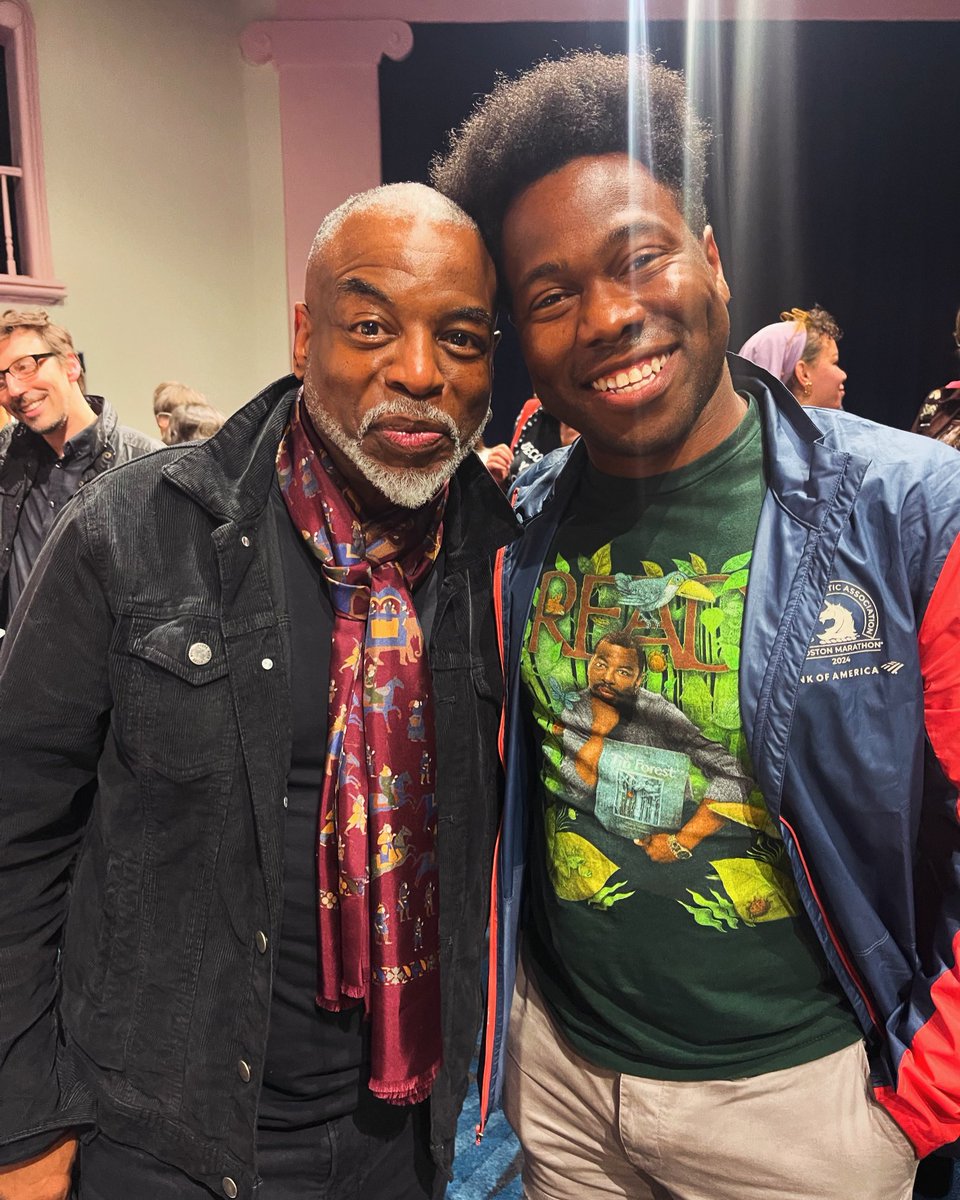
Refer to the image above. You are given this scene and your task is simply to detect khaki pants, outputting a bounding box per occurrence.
[503,962,918,1200]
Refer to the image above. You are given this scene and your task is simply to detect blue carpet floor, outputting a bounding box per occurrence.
[448,1059,522,1200]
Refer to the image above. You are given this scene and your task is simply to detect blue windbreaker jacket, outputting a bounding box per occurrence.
[480,356,960,1157]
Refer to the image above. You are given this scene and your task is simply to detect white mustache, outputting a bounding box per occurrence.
[357,401,460,446]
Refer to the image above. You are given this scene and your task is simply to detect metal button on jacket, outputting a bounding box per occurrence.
[255,930,268,954]
[237,1058,251,1083]
[240,535,251,548]
[188,642,212,666]
[261,657,273,670]
[221,1178,238,1199]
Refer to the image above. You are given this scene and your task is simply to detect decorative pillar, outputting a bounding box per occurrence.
[241,19,414,318]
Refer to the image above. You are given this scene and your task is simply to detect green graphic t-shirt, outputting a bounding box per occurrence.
[521,398,860,1080]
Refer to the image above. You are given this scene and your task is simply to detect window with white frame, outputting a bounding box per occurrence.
[0,0,63,303]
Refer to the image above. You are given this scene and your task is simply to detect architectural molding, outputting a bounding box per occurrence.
[241,18,413,320]
[276,0,960,21]
[240,18,414,68]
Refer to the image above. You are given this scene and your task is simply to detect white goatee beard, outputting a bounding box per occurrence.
[304,386,490,510]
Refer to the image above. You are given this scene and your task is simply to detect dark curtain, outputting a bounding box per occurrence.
[380,21,960,441]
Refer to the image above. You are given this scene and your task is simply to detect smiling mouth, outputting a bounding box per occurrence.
[15,395,45,418]
[590,352,673,395]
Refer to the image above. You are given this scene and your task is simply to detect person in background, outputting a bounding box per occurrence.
[476,440,513,486]
[152,379,207,438]
[739,305,846,410]
[0,307,159,634]
[911,305,960,448]
[505,398,579,487]
[161,401,226,445]
[0,405,11,460]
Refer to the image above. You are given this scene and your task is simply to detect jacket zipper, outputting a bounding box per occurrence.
[476,545,509,1144]
[476,829,502,1145]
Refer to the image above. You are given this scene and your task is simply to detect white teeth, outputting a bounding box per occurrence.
[591,353,670,392]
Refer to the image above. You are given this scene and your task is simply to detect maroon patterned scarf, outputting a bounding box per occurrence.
[277,394,444,1104]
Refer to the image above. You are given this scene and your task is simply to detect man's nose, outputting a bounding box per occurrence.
[3,372,28,399]
[577,279,645,347]
[385,330,444,399]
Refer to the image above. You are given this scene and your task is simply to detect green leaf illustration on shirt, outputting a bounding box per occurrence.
[721,568,750,593]
[545,805,632,908]
[677,889,742,932]
[578,543,613,578]
[720,551,753,574]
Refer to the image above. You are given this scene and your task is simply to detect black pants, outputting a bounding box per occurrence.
[75,1102,436,1200]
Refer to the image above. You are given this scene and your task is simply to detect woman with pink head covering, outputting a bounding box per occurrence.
[739,306,846,410]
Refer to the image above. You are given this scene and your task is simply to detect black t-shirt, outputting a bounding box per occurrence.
[258,485,443,1131]
[520,398,859,1080]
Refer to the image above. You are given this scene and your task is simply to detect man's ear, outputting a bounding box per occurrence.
[65,354,83,384]
[702,226,731,304]
[292,302,311,378]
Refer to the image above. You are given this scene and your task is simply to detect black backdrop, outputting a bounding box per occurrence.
[380,21,960,443]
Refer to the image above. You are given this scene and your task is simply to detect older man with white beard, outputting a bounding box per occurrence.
[0,182,517,1200]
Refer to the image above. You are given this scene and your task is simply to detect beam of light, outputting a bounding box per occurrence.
[623,0,804,344]
[626,0,653,199]
[684,0,722,235]
[724,3,803,336]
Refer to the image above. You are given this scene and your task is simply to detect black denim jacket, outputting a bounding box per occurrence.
[0,377,518,1198]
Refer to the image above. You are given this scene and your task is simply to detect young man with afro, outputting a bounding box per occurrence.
[432,50,960,1200]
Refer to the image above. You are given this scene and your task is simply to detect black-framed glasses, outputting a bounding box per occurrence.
[0,352,59,391]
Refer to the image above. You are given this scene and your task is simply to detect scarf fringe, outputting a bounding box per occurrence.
[367,1062,440,1107]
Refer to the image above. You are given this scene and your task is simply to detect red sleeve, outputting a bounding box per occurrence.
[509,398,542,452]
[918,530,960,788]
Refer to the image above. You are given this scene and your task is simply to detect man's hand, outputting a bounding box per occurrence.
[477,443,513,487]
[635,833,687,863]
[0,1134,77,1200]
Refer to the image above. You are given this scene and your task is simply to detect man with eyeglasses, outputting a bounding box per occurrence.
[0,307,159,634]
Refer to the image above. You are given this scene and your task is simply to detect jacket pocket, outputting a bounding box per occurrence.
[112,614,234,782]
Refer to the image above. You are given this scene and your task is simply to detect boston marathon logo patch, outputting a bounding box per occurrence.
[801,580,901,685]
[808,581,883,660]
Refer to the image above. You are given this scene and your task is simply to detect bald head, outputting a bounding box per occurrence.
[306,183,483,293]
